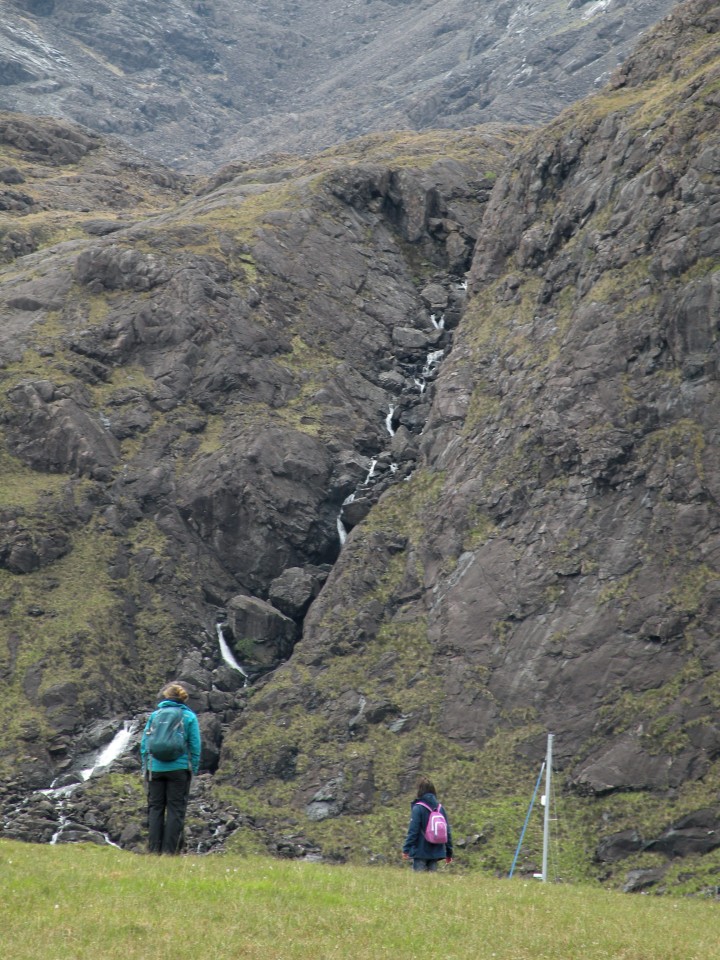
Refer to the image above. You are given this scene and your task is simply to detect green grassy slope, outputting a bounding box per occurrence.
[1,839,717,960]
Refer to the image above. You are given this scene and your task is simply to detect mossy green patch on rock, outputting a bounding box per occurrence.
[363,468,446,544]
[0,443,73,510]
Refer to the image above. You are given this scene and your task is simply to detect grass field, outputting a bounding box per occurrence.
[2,840,719,960]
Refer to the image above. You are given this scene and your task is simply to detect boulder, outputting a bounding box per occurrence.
[644,809,720,858]
[268,566,325,621]
[622,867,667,894]
[420,282,449,312]
[340,496,373,528]
[199,713,223,773]
[226,595,298,667]
[390,425,418,462]
[305,776,346,822]
[596,829,644,862]
[391,326,437,352]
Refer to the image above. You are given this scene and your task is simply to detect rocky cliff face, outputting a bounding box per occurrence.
[216,0,720,890]
[0,112,522,845]
[0,0,679,169]
[1,0,719,893]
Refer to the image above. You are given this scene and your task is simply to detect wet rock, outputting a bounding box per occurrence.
[77,720,119,753]
[54,824,109,845]
[211,665,247,694]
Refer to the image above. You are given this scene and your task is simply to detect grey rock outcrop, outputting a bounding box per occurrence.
[5,380,120,480]
[596,829,644,863]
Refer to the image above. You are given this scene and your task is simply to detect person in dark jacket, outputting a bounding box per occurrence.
[140,682,201,855]
[402,775,453,872]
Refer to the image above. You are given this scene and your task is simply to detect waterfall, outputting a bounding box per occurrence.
[216,622,249,679]
[337,491,355,546]
[334,291,454,547]
[422,348,445,377]
[80,719,138,781]
[32,718,141,846]
[50,811,70,845]
[37,719,139,798]
[40,781,76,799]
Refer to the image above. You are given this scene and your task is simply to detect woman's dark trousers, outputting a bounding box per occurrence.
[147,770,190,854]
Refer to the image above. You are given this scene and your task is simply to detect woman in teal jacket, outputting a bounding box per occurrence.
[141,683,201,854]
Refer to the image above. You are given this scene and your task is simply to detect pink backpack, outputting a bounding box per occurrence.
[417,801,449,844]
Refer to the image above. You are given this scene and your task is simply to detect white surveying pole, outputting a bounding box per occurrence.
[541,733,554,882]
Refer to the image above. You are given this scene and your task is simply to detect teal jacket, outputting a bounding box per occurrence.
[140,700,202,776]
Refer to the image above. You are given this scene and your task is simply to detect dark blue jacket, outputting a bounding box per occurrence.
[140,700,201,776]
[402,792,453,860]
